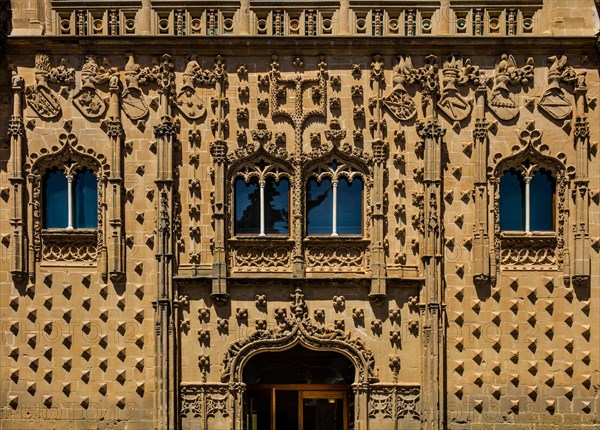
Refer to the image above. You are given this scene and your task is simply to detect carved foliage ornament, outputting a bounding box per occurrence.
[221,288,376,384]
[368,385,420,421]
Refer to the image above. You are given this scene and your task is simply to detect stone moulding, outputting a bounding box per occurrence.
[221,315,376,384]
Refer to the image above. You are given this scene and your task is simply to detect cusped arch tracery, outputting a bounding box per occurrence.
[26,133,110,262]
[221,318,376,385]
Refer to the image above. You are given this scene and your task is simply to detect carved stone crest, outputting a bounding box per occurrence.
[26,85,61,119]
[383,56,417,121]
[488,54,533,121]
[538,55,578,121]
[72,57,112,119]
[437,56,481,121]
[25,54,71,119]
[122,56,149,121]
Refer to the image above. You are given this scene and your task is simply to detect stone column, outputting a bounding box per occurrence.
[416,56,445,430]
[472,82,491,285]
[106,75,125,282]
[572,80,591,285]
[210,56,230,303]
[8,74,26,281]
[151,54,178,430]
[369,56,388,301]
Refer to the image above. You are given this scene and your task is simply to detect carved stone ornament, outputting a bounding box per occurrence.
[25,54,75,119]
[488,54,534,121]
[27,133,109,261]
[538,55,579,121]
[221,287,376,384]
[73,86,107,118]
[383,56,417,121]
[175,59,208,120]
[72,57,115,119]
[180,385,230,421]
[25,84,61,119]
[122,56,149,121]
[368,385,421,421]
[437,56,482,121]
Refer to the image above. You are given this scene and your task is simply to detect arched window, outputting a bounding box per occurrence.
[43,167,98,229]
[306,161,363,236]
[233,161,290,236]
[499,167,555,233]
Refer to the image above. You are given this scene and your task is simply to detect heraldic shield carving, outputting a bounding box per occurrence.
[383,56,417,121]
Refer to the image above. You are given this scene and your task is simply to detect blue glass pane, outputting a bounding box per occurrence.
[43,168,68,228]
[264,178,289,234]
[73,169,98,228]
[307,178,333,235]
[499,170,525,231]
[530,170,554,231]
[337,177,363,235]
[235,177,260,234]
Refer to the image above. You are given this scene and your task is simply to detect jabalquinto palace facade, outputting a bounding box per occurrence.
[0,0,599,429]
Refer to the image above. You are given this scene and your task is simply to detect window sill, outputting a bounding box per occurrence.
[41,229,98,263]
[304,236,368,243]
[229,236,292,243]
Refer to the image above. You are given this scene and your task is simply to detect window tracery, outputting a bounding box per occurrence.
[492,125,567,270]
[27,133,109,264]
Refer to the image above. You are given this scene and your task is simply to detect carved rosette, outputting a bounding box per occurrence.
[473,119,488,141]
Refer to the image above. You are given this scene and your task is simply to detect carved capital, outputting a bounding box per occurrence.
[8,116,25,137]
[210,139,228,164]
[153,115,179,138]
[473,119,488,140]
[574,117,590,139]
[416,120,445,140]
[105,117,124,138]
[372,139,388,163]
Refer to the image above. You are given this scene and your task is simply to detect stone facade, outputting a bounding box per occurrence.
[0,1,599,429]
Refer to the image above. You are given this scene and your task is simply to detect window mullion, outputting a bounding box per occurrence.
[331,179,338,237]
[525,176,531,233]
[259,180,266,236]
[67,174,74,230]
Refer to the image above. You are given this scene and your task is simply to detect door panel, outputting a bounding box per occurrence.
[247,385,348,430]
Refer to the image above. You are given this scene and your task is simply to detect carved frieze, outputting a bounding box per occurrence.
[230,243,292,272]
[305,242,368,272]
[368,385,421,421]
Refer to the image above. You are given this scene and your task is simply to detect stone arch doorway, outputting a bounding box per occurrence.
[243,344,355,430]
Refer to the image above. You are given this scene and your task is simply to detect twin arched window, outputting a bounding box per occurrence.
[233,160,364,237]
[42,167,98,229]
[499,167,555,232]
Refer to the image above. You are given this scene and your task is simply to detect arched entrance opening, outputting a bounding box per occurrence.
[243,344,355,430]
